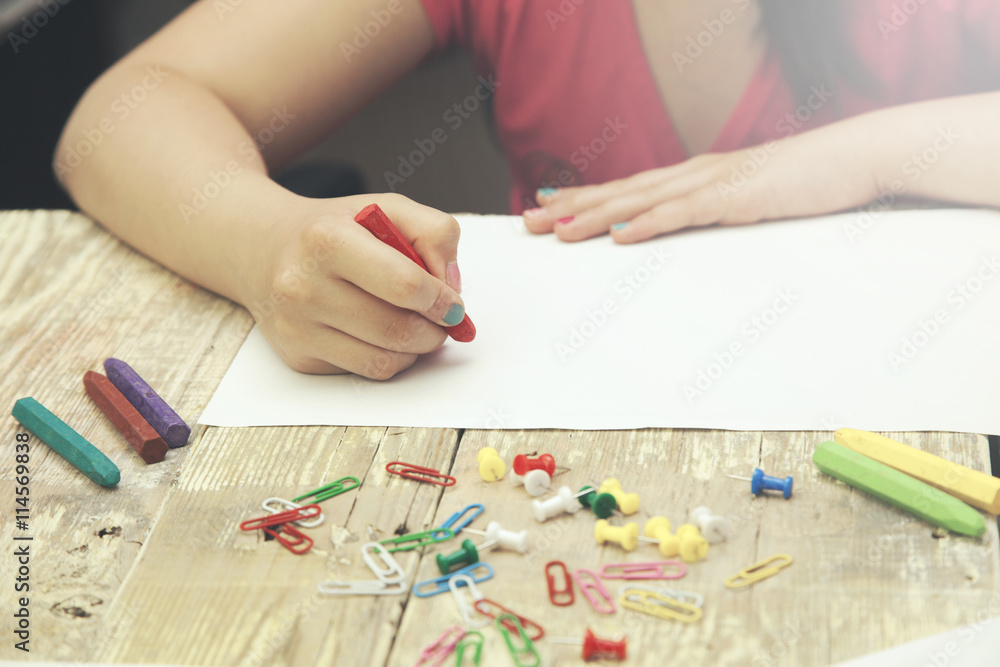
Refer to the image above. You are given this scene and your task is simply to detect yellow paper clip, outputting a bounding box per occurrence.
[724,554,793,589]
[619,588,702,623]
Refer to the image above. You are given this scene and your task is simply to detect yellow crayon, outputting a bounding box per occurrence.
[834,428,1000,514]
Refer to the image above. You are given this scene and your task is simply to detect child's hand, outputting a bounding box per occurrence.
[245,194,466,379]
[522,129,880,243]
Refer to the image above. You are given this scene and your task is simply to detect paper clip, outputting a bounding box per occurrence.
[316,579,406,596]
[413,562,494,598]
[473,598,545,641]
[496,613,541,667]
[379,528,454,553]
[386,461,457,487]
[439,503,484,534]
[291,476,360,503]
[454,630,483,666]
[414,624,465,667]
[599,560,686,580]
[572,568,616,614]
[261,523,314,555]
[545,560,574,606]
[725,554,793,588]
[449,574,488,628]
[261,497,325,529]
[361,542,405,584]
[240,504,322,532]
[619,587,702,623]
[620,584,704,608]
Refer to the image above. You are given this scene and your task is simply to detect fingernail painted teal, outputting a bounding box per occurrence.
[612,222,629,230]
[443,304,465,326]
[537,188,558,198]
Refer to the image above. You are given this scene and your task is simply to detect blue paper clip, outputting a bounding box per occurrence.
[439,503,484,534]
[414,562,494,598]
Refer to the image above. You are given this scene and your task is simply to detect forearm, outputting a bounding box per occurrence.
[56,61,297,306]
[835,91,1000,208]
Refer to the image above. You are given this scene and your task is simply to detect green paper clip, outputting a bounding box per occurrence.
[496,614,540,667]
[379,528,454,553]
[454,630,483,666]
[292,476,360,503]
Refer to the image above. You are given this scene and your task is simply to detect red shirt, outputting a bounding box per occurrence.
[418,0,1000,213]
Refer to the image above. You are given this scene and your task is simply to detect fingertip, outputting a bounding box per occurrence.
[523,208,555,234]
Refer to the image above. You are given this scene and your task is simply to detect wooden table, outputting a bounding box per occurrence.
[1,210,997,667]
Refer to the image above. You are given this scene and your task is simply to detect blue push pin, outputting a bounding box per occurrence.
[728,468,793,498]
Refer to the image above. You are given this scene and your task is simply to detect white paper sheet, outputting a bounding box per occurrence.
[833,615,1000,667]
[200,209,1000,433]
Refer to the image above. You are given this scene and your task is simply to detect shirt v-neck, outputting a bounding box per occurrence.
[622,2,778,161]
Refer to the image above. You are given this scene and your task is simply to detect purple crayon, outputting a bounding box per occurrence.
[104,358,190,448]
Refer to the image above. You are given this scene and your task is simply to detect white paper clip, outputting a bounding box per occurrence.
[316,579,406,596]
[261,497,324,528]
[449,574,488,628]
[361,542,405,584]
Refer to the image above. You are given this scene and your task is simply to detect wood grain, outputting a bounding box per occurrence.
[1,211,997,667]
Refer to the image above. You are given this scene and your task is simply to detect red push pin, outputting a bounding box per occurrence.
[551,629,627,661]
[513,453,569,477]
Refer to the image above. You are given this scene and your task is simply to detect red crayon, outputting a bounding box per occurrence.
[355,204,476,342]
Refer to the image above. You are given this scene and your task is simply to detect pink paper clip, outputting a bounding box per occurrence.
[414,625,466,666]
[572,568,616,614]
[240,504,322,531]
[599,560,686,580]
[261,523,314,555]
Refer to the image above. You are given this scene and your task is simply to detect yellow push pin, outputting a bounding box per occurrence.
[594,519,640,551]
[598,478,640,515]
[675,524,709,562]
[477,447,505,482]
[639,516,679,557]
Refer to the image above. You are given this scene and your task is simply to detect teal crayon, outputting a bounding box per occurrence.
[813,441,984,537]
[12,397,120,488]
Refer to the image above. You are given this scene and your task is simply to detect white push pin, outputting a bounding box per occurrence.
[464,521,529,553]
[510,469,551,497]
[690,506,730,544]
[533,486,585,522]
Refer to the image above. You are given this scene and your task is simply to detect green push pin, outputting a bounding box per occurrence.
[436,538,480,575]
[576,485,617,519]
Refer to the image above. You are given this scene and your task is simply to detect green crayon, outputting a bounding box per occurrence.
[12,397,120,488]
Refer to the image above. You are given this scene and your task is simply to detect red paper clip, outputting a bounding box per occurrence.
[262,523,314,555]
[545,560,575,607]
[386,461,456,487]
[239,504,322,532]
[473,598,544,641]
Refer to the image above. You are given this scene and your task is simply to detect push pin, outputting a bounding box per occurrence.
[639,516,679,558]
[533,486,585,523]
[550,629,627,661]
[436,538,481,575]
[690,506,730,544]
[510,469,551,496]
[675,524,709,562]
[728,468,793,498]
[598,478,640,515]
[577,485,618,519]
[594,519,640,552]
[477,447,505,482]
[464,521,529,553]
[513,453,570,477]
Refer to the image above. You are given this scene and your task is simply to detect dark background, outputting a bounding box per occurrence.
[0,0,510,213]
